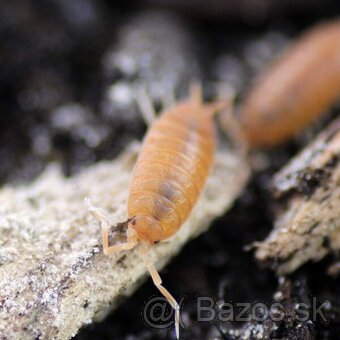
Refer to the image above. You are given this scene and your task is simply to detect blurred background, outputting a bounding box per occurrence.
[1,1,340,339]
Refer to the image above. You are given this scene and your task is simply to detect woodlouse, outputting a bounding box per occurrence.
[239,19,340,148]
[128,87,224,244]
[89,85,228,338]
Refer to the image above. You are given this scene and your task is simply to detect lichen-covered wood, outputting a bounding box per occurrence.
[0,141,249,340]
[255,118,340,274]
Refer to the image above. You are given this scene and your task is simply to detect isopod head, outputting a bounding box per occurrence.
[129,215,163,244]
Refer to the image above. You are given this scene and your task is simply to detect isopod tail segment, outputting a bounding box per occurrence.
[134,81,234,128]
[188,82,249,156]
[186,82,234,117]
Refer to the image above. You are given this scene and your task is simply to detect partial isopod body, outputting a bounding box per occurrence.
[88,85,228,339]
[239,19,340,148]
[127,88,223,244]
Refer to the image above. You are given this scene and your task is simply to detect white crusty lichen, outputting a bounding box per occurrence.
[0,141,249,339]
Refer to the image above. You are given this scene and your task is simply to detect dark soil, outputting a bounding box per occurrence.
[1,1,339,339]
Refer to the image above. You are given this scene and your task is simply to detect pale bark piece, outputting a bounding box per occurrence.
[0,141,249,340]
[256,118,340,274]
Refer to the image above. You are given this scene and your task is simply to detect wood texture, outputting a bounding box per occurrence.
[255,118,340,274]
[0,141,249,339]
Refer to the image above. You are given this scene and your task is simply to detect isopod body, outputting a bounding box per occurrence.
[240,19,340,148]
[88,88,227,339]
[128,90,223,244]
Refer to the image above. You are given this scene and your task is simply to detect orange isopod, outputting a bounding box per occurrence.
[239,19,340,148]
[88,85,227,338]
[127,93,221,244]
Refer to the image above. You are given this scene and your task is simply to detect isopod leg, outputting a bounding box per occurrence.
[101,219,137,255]
[140,245,180,339]
[217,93,249,155]
[160,84,176,109]
[85,198,137,256]
[134,86,157,126]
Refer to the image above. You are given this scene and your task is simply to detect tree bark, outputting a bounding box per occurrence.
[256,118,340,274]
[0,141,249,339]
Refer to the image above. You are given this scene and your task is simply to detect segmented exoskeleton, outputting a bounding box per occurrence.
[240,20,340,147]
[88,85,228,339]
